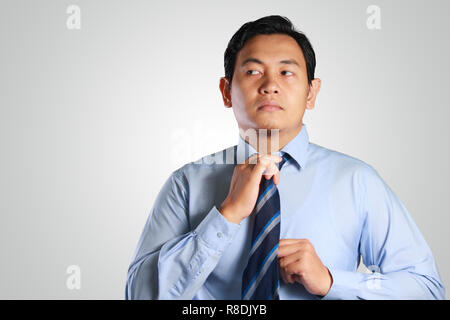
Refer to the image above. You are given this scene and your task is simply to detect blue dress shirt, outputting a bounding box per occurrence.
[125,123,445,299]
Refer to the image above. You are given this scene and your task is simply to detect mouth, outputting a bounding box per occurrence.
[257,102,283,112]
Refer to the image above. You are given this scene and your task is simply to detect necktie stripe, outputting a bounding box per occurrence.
[249,211,280,256]
[257,182,274,204]
[255,182,277,213]
[268,280,280,300]
[252,192,279,236]
[242,225,280,282]
[242,243,279,300]
[245,252,280,299]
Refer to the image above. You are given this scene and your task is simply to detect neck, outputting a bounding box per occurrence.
[240,124,302,155]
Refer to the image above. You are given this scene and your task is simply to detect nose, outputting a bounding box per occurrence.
[259,74,279,95]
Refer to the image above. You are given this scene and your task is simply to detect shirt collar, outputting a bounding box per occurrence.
[236,123,309,170]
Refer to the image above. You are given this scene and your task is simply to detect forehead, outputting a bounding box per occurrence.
[236,33,306,66]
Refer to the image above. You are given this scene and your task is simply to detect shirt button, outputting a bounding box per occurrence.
[217,232,223,238]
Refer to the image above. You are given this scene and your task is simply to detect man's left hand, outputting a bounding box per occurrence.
[278,239,333,297]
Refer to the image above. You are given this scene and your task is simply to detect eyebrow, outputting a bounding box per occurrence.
[240,57,300,68]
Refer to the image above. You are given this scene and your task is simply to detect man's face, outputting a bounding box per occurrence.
[220,33,320,135]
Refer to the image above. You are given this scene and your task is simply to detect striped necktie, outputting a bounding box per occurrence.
[241,152,291,300]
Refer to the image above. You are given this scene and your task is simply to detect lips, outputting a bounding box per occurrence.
[257,101,283,111]
[259,105,282,111]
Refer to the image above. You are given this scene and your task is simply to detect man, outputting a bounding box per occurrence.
[125,15,445,299]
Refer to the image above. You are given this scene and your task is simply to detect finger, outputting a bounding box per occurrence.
[293,274,302,283]
[246,153,282,165]
[278,240,313,258]
[278,244,300,258]
[252,158,280,182]
[284,269,296,284]
[273,167,280,185]
[279,239,305,246]
[262,161,280,180]
[279,251,302,268]
[284,262,303,277]
[279,267,288,284]
[279,267,294,284]
[264,153,283,163]
[287,273,296,284]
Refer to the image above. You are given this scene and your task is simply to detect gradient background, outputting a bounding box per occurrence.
[0,0,449,299]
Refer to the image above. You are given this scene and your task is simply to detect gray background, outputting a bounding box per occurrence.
[0,0,449,299]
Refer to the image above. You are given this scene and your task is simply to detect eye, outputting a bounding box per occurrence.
[246,70,260,75]
[282,70,294,76]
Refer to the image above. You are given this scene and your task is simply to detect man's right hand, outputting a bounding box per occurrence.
[219,153,283,224]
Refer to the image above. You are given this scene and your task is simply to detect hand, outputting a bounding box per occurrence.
[278,239,333,297]
[219,153,283,224]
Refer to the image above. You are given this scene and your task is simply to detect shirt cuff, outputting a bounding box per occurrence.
[194,206,241,254]
[320,268,363,300]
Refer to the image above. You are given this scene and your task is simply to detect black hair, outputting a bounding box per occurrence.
[224,15,316,89]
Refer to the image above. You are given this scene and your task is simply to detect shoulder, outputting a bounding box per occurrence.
[308,142,376,175]
[307,142,386,198]
[308,142,392,219]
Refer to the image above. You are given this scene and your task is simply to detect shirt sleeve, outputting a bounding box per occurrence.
[125,170,240,300]
[322,165,445,300]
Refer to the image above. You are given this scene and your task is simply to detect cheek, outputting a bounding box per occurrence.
[231,81,249,104]
[290,85,310,106]
[285,95,307,114]
[231,83,257,112]
[291,83,309,101]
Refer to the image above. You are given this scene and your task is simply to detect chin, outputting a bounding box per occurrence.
[255,121,283,130]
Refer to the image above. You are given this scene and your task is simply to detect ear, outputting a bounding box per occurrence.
[219,77,232,108]
[306,78,321,110]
